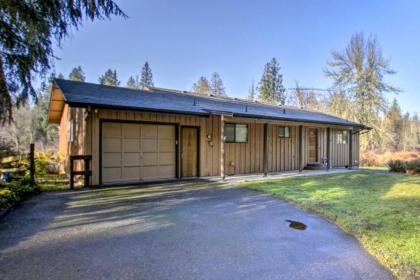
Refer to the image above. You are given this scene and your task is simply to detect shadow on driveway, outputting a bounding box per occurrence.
[0,181,394,280]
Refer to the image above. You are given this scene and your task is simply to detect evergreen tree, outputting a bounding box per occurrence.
[32,88,58,150]
[248,80,256,101]
[140,62,154,88]
[325,33,399,151]
[98,69,120,86]
[127,76,138,89]
[385,99,403,151]
[257,58,286,104]
[209,72,226,96]
[68,66,86,82]
[0,0,126,123]
[192,76,210,95]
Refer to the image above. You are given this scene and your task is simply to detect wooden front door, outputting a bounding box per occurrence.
[308,128,318,162]
[181,127,198,177]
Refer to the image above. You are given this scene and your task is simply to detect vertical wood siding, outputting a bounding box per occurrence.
[58,107,362,184]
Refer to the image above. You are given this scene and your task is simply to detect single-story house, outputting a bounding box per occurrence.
[48,79,369,186]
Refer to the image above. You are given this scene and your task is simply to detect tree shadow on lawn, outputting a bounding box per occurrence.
[244,171,420,279]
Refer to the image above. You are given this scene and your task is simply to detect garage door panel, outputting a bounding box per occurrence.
[159,139,175,152]
[142,139,157,152]
[142,166,158,179]
[123,139,140,152]
[159,165,175,178]
[103,138,121,152]
[142,125,158,138]
[122,153,140,166]
[159,152,175,165]
[102,122,176,184]
[143,153,157,165]
[103,153,121,167]
[103,167,121,182]
[122,123,140,138]
[158,125,174,137]
[122,167,140,180]
[103,123,121,137]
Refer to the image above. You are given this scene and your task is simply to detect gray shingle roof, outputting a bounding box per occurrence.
[54,79,368,129]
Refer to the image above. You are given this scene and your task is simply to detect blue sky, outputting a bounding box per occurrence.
[51,0,420,114]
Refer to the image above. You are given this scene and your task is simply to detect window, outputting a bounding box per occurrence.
[337,130,348,144]
[224,123,248,143]
[279,126,290,138]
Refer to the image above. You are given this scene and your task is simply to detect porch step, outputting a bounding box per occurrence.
[304,162,326,170]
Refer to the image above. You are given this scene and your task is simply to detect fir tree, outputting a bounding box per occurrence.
[257,58,286,104]
[140,62,154,88]
[68,66,86,82]
[0,0,126,123]
[385,99,403,151]
[127,76,138,89]
[98,69,120,86]
[248,80,256,101]
[209,72,226,96]
[192,76,210,95]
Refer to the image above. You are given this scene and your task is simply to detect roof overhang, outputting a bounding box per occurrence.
[48,82,66,124]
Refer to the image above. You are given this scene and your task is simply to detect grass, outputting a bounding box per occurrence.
[242,171,420,279]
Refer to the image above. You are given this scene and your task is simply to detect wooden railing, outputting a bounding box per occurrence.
[69,155,92,189]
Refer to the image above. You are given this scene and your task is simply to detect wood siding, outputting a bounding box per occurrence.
[58,105,86,172]
[86,109,221,185]
[59,107,361,185]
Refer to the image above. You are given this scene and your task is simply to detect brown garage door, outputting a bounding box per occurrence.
[102,122,176,184]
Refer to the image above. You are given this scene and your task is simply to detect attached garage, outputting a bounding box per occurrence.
[49,79,368,186]
[101,122,176,184]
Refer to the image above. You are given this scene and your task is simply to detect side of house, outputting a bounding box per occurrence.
[49,79,363,186]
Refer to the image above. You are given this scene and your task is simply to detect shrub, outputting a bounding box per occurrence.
[387,160,407,172]
[406,159,420,175]
[361,151,379,166]
[34,151,62,175]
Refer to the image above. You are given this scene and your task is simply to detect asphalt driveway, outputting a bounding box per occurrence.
[0,181,393,280]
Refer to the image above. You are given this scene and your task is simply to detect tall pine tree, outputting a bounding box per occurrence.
[192,76,210,95]
[68,66,86,82]
[0,0,125,123]
[257,58,286,104]
[248,80,256,101]
[140,62,154,88]
[385,99,403,151]
[126,76,138,89]
[209,72,226,96]
[98,69,120,86]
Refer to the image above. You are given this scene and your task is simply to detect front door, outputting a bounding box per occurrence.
[308,128,318,162]
[181,127,198,177]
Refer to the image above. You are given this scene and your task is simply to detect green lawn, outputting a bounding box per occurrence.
[242,171,420,279]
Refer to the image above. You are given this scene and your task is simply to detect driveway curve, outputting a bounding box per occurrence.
[0,181,393,280]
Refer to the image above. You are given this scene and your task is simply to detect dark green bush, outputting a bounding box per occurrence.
[0,176,39,208]
[387,160,407,172]
[406,159,420,175]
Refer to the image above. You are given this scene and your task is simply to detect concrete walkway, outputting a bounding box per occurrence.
[216,168,358,184]
[0,180,393,280]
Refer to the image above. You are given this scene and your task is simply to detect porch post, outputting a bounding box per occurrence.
[348,129,353,169]
[298,125,304,172]
[263,123,269,176]
[326,127,331,170]
[220,114,225,180]
[176,124,181,178]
